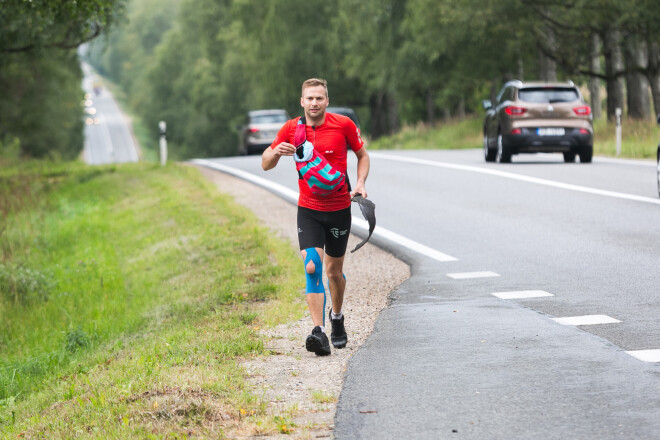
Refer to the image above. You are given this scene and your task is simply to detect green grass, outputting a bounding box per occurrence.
[367,115,659,160]
[593,118,658,159]
[0,159,305,438]
[368,118,482,151]
[2,110,656,437]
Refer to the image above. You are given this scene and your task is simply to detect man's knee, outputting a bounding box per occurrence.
[325,259,345,284]
[326,269,344,284]
[303,248,324,294]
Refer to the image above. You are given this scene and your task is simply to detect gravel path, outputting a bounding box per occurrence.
[195,165,410,439]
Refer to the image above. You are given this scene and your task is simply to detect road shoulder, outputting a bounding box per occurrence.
[193,164,410,438]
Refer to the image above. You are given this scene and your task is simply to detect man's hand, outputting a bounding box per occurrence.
[273,142,296,157]
[350,184,367,199]
[262,142,296,170]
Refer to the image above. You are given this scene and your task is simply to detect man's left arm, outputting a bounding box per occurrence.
[351,146,370,198]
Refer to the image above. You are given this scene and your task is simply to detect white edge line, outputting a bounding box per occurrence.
[370,152,660,205]
[192,159,299,203]
[191,159,459,263]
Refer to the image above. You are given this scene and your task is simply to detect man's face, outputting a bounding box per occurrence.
[300,85,329,120]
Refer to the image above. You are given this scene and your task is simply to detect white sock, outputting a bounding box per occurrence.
[331,311,343,320]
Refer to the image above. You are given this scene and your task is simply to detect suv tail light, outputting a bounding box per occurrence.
[573,106,591,115]
[504,106,527,116]
[249,127,260,133]
[511,128,522,135]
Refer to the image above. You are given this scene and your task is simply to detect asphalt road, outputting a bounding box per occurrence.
[81,63,139,165]
[194,149,660,439]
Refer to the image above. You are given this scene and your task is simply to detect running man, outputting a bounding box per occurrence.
[262,78,370,356]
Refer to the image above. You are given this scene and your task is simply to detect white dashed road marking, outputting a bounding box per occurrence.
[195,158,658,364]
[626,349,660,362]
[552,315,622,326]
[492,290,554,299]
[447,271,500,280]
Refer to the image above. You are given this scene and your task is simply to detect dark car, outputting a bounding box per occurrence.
[483,80,593,163]
[238,109,290,155]
[327,107,360,129]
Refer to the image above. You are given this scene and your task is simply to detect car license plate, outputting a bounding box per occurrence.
[537,128,565,136]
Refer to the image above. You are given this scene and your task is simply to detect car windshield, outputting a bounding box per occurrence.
[518,88,579,104]
[251,114,287,124]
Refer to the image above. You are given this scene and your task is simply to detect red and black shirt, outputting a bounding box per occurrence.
[270,112,364,212]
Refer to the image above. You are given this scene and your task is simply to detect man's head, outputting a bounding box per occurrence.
[301,78,329,124]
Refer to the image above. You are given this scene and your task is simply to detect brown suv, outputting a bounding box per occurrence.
[482,80,593,163]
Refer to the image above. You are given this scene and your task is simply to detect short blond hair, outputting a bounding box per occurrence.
[302,78,328,97]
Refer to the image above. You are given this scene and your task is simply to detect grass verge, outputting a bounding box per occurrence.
[367,115,658,159]
[0,159,306,438]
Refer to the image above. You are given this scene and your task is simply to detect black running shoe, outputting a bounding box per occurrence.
[329,311,347,349]
[306,326,331,356]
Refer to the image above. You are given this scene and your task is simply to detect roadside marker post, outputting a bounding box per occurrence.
[159,121,168,166]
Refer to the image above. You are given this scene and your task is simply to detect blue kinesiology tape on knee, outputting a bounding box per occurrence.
[304,248,325,294]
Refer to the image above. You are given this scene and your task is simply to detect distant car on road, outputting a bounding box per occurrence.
[238,109,290,155]
[327,107,360,129]
[483,80,593,163]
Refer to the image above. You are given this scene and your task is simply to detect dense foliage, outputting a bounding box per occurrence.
[0,0,126,159]
[84,0,660,160]
[2,0,660,159]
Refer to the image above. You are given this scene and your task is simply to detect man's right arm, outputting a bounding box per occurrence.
[262,142,296,170]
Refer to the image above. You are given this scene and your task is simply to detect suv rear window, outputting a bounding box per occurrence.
[518,88,579,104]
[251,114,288,124]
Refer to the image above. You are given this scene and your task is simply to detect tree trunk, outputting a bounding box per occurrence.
[588,34,602,120]
[457,97,466,120]
[426,88,435,124]
[650,72,660,120]
[538,24,557,82]
[443,107,451,121]
[369,91,387,139]
[490,81,499,105]
[387,92,399,134]
[646,40,660,119]
[369,90,399,139]
[624,35,651,120]
[602,29,625,120]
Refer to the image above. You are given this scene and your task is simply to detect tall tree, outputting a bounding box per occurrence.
[0,0,126,53]
[588,34,603,119]
[334,0,408,138]
[0,0,126,158]
[624,34,651,119]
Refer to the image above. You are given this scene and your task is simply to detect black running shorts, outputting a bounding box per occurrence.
[297,206,352,258]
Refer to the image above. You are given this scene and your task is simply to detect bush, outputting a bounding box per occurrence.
[63,326,92,354]
[0,263,52,305]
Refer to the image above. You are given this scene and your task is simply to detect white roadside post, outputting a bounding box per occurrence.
[159,121,168,166]
[615,108,622,156]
